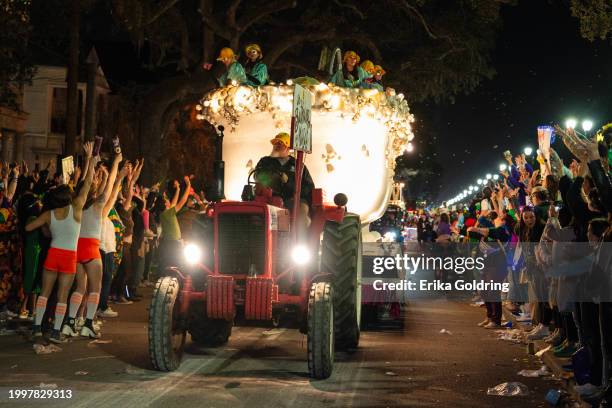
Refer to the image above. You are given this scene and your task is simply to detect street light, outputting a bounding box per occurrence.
[493,174,499,180]
[499,163,507,172]
[582,120,594,132]
[565,118,578,129]
[486,173,492,180]
[524,146,533,156]
[477,179,483,185]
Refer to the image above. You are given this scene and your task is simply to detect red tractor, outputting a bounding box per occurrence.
[148,127,362,379]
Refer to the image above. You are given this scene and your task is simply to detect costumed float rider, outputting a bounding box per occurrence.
[359,60,376,89]
[329,50,368,88]
[371,65,386,91]
[254,132,314,239]
[243,43,268,86]
[216,47,247,86]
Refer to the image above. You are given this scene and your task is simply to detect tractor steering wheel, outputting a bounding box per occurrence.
[247,167,287,188]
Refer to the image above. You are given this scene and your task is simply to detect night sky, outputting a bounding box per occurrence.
[413,0,612,204]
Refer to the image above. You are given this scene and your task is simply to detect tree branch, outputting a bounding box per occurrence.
[226,0,242,28]
[396,0,438,39]
[147,0,181,26]
[332,0,365,19]
[338,33,382,61]
[264,27,336,66]
[202,12,232,40]
[237,0,297,32]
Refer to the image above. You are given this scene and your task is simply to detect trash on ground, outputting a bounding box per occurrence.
[545,389,564,406]
[125,366,146,375]
[385,371,397,376]
[486,382,529,397]
[470,301,484,307]
[517,365,550,377]
[10,365,17,369]
[74,371,89,376]
[262,329,283,336]
[535,345,551,357]
[33,343,62,354]
[0,329,16,336]
[439,329,453,335]
[38,383,58,389]
[495,329,523,343]
[89,339,112,345]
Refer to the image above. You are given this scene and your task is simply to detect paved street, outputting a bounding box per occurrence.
[0,293,562,408]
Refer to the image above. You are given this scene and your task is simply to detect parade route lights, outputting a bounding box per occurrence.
[582,120,594,132]
[463,189,468,194]
[477,179,483,185]
[524,146,533,156]
[493,174,499,180]
[565,118,578,129]
[499,163,507,172]
[486,174,492,180]
[406,142,414,152]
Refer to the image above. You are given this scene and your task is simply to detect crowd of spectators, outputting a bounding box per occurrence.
[0,140,207,344]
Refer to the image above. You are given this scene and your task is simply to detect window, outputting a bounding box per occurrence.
[50,87,83,134]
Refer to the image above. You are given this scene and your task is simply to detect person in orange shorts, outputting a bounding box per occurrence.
[62,150,127,339]
[26,141,99,343]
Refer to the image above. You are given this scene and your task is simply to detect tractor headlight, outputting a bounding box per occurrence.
[183,243,203,265]
[291,245,311,265]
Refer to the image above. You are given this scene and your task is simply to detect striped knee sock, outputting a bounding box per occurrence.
[34,296,48,326]
[86,293,100,320]
[54,303,67,330]
[68,292,83,319]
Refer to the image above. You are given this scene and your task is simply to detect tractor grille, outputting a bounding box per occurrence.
[218,213,266,275]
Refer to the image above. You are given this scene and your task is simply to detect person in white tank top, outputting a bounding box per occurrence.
[63,150,124,339]
[25,141,99,344]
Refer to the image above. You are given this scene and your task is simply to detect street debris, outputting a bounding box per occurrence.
[545,389,564,406]
[439,329,453,335]
[385,371,397,376]
[88,339,112,345]
[0,328,16,336]
[33,343,62,354]
[10,365,17,369]
[74,371,89,376]
[38,383,58,389]
[535,345,551,357]
[495,329,523,343]
[125,365,146,375]
[486,382,529,396]
[262,329,283,336]
[517,365,550,377]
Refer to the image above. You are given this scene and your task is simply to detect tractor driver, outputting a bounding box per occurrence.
[254,132,314,237]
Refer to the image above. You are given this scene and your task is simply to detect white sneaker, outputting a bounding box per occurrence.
[80,324,101,339]
[477,318,490,327]
[61,322,79,337]
[574,383,600,396]
[525,323,542,335]
[526,324,550,340]
[484,322,502,329]
[516,313,532,322]
[98,308,118,318]
[76,317,85,328]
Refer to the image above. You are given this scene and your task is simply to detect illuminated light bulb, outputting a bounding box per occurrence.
[477,179,483,185]
[486,174,492,180]
[405,142,414,152]
[524,146,533,156]
[499,163,507,172]
[195,104,203,111]
[203,101,210,107]
[493,174,499,180]
[316,82,328,91]
[286,79,293,86]
[463,189,468,194]
[565,118,577,129]
[231,80,238,86]
[196,114,204,120]
[582,120,594,132]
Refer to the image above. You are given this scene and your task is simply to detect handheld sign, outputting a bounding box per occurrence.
[290,84,312,153]
[62,156,75,184]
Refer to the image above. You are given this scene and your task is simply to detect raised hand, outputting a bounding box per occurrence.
[83,141,94,157]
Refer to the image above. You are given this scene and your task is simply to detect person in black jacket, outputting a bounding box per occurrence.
[254,132,315,237]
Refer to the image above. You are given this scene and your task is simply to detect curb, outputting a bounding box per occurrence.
[502,308,594,407]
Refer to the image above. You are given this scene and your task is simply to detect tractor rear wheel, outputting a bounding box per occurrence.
[188,302,232,346]
[148,277,186,371]
[321,213,362,349]
[307,281,334,379]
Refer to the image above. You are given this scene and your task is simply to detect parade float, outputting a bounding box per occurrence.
[196,79,415,226]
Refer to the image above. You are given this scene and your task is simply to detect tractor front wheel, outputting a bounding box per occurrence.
[307,281,334,379]
[148,277,186,371]
[321,213,362,349]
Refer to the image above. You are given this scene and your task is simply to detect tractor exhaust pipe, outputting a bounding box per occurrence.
[211,125,225,202]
